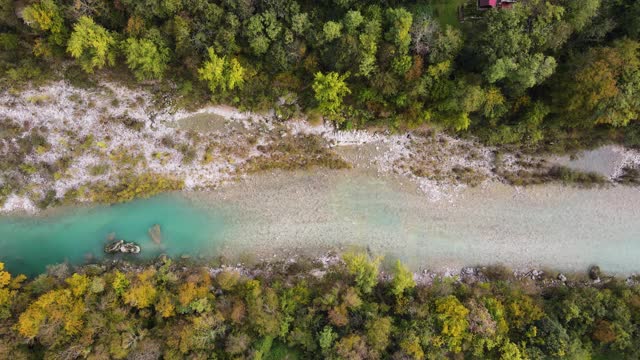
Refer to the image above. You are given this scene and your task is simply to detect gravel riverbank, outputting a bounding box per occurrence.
[3,80,640,213]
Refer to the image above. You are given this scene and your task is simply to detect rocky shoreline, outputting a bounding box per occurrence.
[1,80,640,213]
[47,251,640,291]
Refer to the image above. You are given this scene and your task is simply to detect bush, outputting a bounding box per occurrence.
[616,167,640,185]
[547,166,608,187]
[88,163,109,176]
[37,189,58,209]
[243,135,349,173]
[89,173,184,203]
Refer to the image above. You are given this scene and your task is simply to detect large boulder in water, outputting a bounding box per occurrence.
[148,224,162,244]
[589,265,601,280]
[105,240,124,254]
[104,240,141,254]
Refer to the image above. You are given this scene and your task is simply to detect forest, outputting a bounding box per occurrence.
[0,0,639,153]
[0,256,639,359]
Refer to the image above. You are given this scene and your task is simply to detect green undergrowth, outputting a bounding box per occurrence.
[88,173,184,203]
[243,135,350,173]
[501,165,609,188]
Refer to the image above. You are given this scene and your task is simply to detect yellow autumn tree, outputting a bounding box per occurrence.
[0,262,23,320]
[17,288,86,339]
[435,295,470,353]
[156,292,176,318]
[0,262,10,288]
[65,273,90,297]
[112,270,130,297]
[123,268,158,309]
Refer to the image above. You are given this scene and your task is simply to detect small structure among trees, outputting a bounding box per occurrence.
[478,0,517,9]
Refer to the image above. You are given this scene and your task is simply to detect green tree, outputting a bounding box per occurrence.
[291,12,311,36]
[67,16,117,73]
[112,270,130,297]
[561,39,640,127]
[435,295,470,353]
[470,2,564,94]
[344,10,363,34]
[365,316,392,354]
[385,8,413,54]
[0,0,19,27]
[312,71,351,119]
[123,37,170,80]
[562,0,602,32]
[390,260,415,298]
[198,47,246,94]
[245,11,281,56]
[22,0,67,46]
[322,21,342,42]
[341,252,380,294]
[318,325,337,354]
[357,17,382,77]
[342,253,382,294]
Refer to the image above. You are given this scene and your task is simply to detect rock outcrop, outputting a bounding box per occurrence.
[104,240,141,254]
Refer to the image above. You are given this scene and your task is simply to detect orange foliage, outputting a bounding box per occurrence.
[592,320,617,344]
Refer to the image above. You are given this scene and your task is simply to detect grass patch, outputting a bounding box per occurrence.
[425,0,468,28]
[615,167,640,186]
[89,173,184,203]
[501,166,608,187]
[101,114,144,131]
[243,135,350,173]
[450,165,487,186]
[547,166,608,187]
[89,163,110,176]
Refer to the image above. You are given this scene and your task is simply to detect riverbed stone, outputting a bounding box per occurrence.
[148,224,162,244]
[589,266,601,280]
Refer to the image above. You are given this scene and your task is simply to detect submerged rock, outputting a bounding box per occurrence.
[148,224,162,244]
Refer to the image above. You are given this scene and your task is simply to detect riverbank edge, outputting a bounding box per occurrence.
[2,79,640,214]
[36,251,640,289]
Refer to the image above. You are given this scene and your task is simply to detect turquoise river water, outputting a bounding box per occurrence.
[1,171,640,276]
[0,195,229,275]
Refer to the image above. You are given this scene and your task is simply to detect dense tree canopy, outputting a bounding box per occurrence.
[197,47,246,95]
[312,71,351,120]
[0,0,639,151]
[66,16,117,73]
[0,257,639,359]
[123,36,170,81]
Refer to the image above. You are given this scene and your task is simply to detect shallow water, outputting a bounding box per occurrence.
[201,171,640,274]
[0,196,229,275]
[551,145,628,177]
[1,170,640,276]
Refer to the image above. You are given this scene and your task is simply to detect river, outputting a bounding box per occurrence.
[1,169,639,276]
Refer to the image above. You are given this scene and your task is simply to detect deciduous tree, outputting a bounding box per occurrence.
[123,36,170,80]
[67,16,117,73]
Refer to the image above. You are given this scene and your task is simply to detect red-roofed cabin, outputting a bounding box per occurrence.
[478,0,497,8]
[478,0,516,9]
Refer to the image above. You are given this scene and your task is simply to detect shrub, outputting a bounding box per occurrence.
[90,173,184,203]
[547,166,608,187]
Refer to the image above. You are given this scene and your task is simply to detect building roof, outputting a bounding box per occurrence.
[478,0,497,7]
